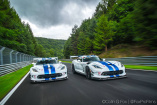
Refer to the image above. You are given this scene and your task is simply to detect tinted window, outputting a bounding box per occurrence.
[36,60,57,65]
[83,57,101,62]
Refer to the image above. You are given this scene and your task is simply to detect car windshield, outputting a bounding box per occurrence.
[83,57,101,62]
[36,60,57,65]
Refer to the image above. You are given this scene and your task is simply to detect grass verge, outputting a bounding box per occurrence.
[124,65,157,71]
[60,60,72,63]
[0,64,32,100]
[61,60,157,71]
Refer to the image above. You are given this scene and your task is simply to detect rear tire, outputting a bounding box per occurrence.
[72,64,76,74]
[86,66,91,79]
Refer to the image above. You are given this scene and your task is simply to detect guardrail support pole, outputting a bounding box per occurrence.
[10,50,14,64]
[0,47,5,65]
[20,53,22,62]
[15,52,19,63]
[23,54,25,61]
[29,55,31,61]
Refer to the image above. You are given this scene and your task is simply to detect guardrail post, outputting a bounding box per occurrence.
[0,47,5,65]
[15,52,19,63]
[29,55,31,61]
[26,55,28,61]
[10,50,14,64]
[20,53,22,62]
[23,54,25,61]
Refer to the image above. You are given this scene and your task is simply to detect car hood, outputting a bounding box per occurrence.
[90,61,122,70]
[32,64,65,74]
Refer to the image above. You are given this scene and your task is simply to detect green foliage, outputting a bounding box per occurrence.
[133,0,157,49]
[94,15,113,54]
[64,37,72,58]
[35,37,66,59]
[0,0,43,56]
[64,0,157,58]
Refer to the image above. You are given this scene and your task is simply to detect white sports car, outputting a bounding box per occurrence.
[72,55,126,80]
[30,57,68,83]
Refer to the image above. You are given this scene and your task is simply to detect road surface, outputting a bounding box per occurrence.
[5,63,157,105]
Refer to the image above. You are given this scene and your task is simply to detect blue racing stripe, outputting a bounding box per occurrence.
[43,64,49,80]
[50,65,56,79]
[108,62,119,77]
[98,61,114,77]
[42,58,46,60]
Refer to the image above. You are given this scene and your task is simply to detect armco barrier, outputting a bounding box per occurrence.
[64,56,157,66]
[0,61,32,76]
[0,45,36,76]
[105,56,157,66]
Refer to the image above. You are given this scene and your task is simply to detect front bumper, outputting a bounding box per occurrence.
[90,70,127,80]
[91,75,127,80]
[30,72,68,82]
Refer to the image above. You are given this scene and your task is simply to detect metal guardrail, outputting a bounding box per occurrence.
[105,56,157,66]
[62,56,157,66]
[0,45,36,76]
[0,61,32,76]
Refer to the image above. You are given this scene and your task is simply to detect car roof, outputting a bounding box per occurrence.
[37,58,57,61]
[78,55,98,59]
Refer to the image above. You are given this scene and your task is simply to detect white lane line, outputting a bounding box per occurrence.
[0,71,30,105]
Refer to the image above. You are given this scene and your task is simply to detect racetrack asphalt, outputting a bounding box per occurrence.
[5,63,157,105]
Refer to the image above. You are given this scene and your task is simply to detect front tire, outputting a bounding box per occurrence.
[72,64,76,74]
[86,66,91,79]
[30,80,36,84]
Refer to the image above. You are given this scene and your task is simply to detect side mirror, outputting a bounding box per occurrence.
[78,60,81,62]
[103,59,105,61]
[59,61,62,64]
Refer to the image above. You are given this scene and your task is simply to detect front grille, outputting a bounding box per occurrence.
[38,73,62,79]
[101,70,123,76]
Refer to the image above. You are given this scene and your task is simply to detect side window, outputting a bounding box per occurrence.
[99,57,102,61]
[83,57,89,62]
[77,58,82,62]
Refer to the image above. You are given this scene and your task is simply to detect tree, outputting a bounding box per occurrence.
[94,15,113,54]
[133,0,157,49]
[49,48,54,57]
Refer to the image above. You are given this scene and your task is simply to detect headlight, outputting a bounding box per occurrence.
[32,68,38,72]
[121,63,124,67]
[93,65,102,69]
[61,66,65,70]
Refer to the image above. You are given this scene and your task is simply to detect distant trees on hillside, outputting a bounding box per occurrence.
[35,37,66,59]
[64,0,157,58]
[0,0,66,58]
[0,0,40,56]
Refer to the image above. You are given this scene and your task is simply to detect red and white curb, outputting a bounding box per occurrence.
[0,71,30,105]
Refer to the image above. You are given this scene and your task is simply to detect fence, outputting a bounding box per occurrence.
[105,56,157,66]
[64,56,157,66]
[0,45,36,76]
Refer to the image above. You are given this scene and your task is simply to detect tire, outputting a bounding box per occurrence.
[30,80,36,84]
[29,73,31,78]
[72,64,76,74]
[64,76,68,80]
[86,66,91,79]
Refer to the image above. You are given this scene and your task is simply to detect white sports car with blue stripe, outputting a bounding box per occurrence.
[72,55,126,80]
[30,58,68,83]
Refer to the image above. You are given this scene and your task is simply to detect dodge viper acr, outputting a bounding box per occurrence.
[30,58,68,83]
[72,55,126,80]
